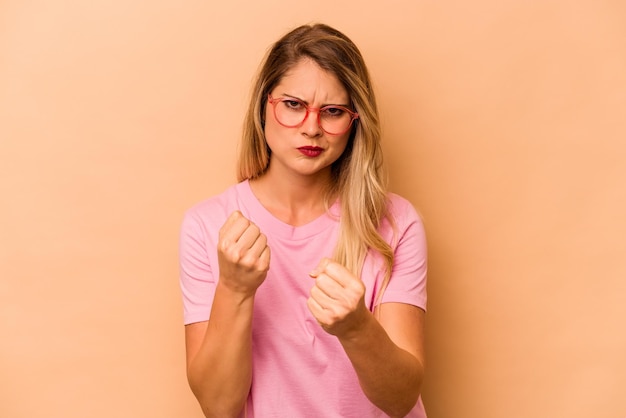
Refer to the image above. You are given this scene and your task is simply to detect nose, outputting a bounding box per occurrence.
[301,110,323,136]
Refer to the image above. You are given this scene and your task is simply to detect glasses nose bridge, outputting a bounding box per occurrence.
[301,103,323,129]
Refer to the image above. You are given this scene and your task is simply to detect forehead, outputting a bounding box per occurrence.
[273,58,349,102]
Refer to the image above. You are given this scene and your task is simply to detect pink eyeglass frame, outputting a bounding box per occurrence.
[267,94,359,136]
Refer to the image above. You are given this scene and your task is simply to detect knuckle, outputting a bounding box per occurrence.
[217,239,230,253]
[229,247,244,262]
[349,279,365,294]
[248,223,259,234]
[328,311,342,323]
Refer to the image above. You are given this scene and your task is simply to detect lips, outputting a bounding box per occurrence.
[297,146,324,157]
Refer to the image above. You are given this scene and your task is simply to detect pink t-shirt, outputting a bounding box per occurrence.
[179,180,428,417]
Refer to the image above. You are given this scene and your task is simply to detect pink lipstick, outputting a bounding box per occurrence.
[297,146,323,157]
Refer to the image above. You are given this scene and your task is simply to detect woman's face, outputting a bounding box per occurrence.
[263,58,351,181]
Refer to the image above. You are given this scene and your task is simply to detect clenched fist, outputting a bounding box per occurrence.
[307,258,368,338]
[217,211,270,295]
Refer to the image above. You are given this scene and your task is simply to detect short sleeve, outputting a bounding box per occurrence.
[380,197,428,310]
[179,211,216,325]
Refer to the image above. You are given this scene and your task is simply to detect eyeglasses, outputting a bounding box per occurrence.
[267,94,359,136]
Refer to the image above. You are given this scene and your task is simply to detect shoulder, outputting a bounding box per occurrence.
[385,192,424,229]
[374,192,426,249]
[181,182,246,232]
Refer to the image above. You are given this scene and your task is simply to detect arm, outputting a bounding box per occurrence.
[185,286,255,418]
[308,260,425,418]
[340,302,425,418]
[184,211,270,418]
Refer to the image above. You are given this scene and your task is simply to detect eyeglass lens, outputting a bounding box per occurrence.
[274,98,354,135]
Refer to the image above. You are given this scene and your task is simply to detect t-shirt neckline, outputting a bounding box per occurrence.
[236,180,339,241]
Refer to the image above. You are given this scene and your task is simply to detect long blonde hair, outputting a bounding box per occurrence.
[238,24,394,303]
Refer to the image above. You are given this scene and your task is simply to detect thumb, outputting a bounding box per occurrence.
[309,257,331,278]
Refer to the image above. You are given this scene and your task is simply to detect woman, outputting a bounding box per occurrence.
[179,23,428,417]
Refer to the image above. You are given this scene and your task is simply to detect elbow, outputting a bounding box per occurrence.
[375,369,423,418]
[390,368,424,417]
[364,384,420,418]
[193,389,247,418]
[199,403,246,418]
[187,372,247,418]
[383,393,419,418]
[390,400,419,418]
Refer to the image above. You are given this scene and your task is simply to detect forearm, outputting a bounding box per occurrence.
[187,283,254,418]
[338,313,424,418]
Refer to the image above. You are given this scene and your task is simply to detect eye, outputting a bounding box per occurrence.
[283,99,304,110]
[321,106,347,118]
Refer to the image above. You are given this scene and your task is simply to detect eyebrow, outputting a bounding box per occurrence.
[278,93,351,108]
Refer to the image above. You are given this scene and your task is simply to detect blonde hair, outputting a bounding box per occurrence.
[238,23,394,305]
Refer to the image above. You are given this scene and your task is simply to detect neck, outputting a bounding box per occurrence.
[249,166,334,226]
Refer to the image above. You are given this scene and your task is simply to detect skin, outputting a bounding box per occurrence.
[252,57,352,225]
[308,259,425,418]
[185,58,425,417]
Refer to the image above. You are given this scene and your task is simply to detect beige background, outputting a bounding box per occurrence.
[1,1,625,417]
